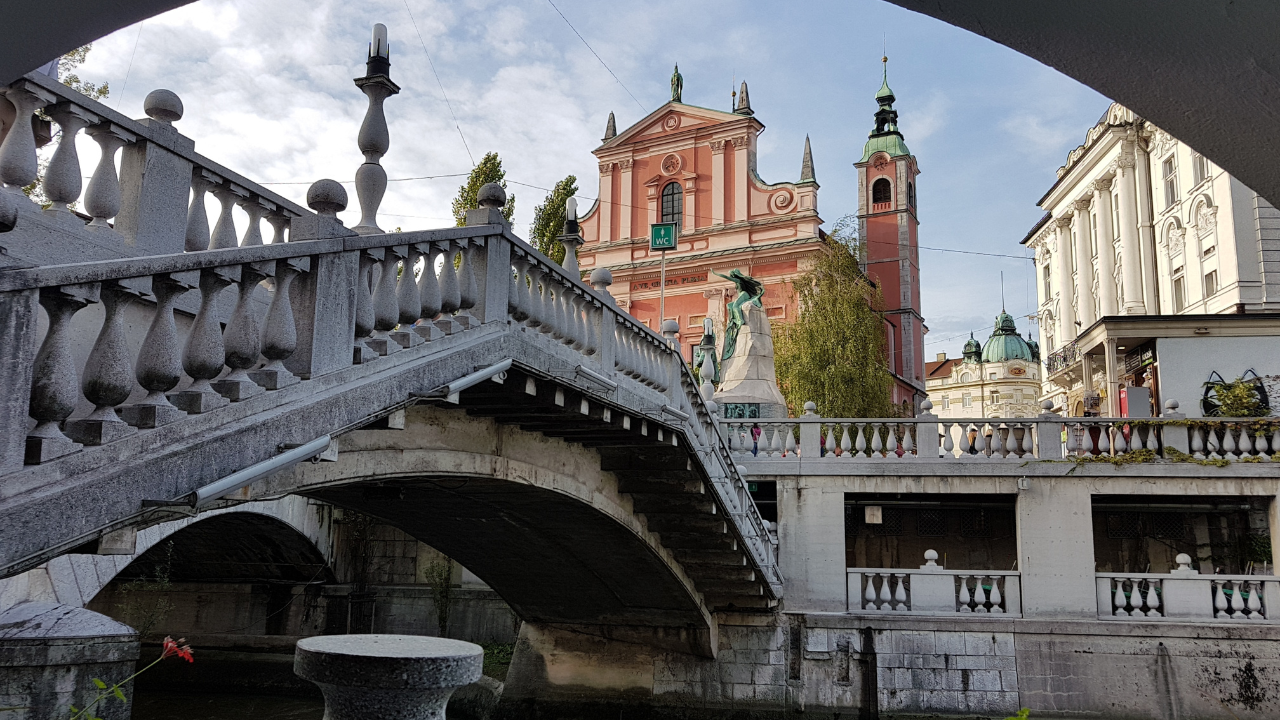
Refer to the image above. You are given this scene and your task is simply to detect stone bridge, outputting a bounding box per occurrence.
[0,70,780,660]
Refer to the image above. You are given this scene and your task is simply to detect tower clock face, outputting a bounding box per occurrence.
[873,158,889,170]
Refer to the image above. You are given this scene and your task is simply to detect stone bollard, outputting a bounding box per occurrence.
[295,634,482,720]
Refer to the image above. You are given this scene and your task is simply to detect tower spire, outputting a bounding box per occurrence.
[735,80,753,115]
[602,111,616,143]
[800,135,815,182]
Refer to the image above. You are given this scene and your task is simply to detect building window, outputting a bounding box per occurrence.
[960,372,971,382]
[907,181,915,207]
[1192,152,1210,186]
[1090,214,1099,257]
[1173,275,1186,312]
[1162,156,1178,209]
[872,178,892,205]
[1204,270,1218,297]
[990,390,1000,404]
[962,393,972,408]
[989,372,997,381]
[941,396,950,410]
[660,181,683,228]
[1042,265,1052,297]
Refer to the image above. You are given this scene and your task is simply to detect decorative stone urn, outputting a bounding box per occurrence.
[295,634,483,720]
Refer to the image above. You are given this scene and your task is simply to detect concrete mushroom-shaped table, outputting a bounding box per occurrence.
[295,634,483,720]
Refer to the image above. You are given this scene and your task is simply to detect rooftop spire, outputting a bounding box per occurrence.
[735,80,753,115]
[876,55,894,102]
[800,135,815,182]
[602,111,616,143]
[860,53,911,162]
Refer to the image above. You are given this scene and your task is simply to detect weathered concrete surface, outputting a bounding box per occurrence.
[0,601,138,720]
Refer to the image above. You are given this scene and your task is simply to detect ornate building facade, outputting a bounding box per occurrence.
[925,312,1042,419]
[1023,103,1280,417]
[575,74,823,362]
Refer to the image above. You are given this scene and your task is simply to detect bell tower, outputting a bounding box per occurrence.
[856,57,925,405]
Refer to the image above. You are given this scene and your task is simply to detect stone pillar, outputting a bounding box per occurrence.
[295,635,482,720]
[597,162,613,243]
[1134,142,1160,314]
[0,602,140,720]
[1092,178,1118,316]
[777,477,845,611]
[1072,198,1096,327]
[1015,480,1097,618]
[618,159,634,240]
[1271,496,1280,574]
[1053,216,1076,340]
[115,97,196,255]
[710,140,727,224]
[1116,143,1146,314]
[0,289,37,476]
[1104,337,1120,416]
[287,180,359,380]
[732,135,749,222]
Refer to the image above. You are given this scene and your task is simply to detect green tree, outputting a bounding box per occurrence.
[528,175,578,265]
[24,44,109,206]
[774,215,896,418]
[451,151,515,226]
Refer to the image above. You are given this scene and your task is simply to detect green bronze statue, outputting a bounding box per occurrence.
[671,64,683,103]
[713,269,765,362]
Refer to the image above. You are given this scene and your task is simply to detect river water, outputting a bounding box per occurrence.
[132,690,323,720]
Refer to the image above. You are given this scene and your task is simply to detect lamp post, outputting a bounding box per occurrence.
[558,196,583,274]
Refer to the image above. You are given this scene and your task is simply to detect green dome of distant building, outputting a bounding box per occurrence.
[981,311,1034,363]
[962,333,982,363]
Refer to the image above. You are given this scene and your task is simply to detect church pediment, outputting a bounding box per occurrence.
[601,102,757,150]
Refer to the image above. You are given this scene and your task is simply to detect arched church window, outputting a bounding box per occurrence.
[907,181,915,208]
[660,182,683,228]
[872,178,892,205]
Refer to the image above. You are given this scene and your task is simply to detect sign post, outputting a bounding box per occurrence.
[650,222,677,324]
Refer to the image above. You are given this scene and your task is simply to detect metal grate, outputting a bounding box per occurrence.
[1151,513,1187,539]
[959,509,992,538]
[870,507,904,536]
[1107,512,1142,539]
[917,509,947,537]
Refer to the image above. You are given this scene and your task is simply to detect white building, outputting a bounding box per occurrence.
[1023,103,1280,417]
[925,311,1042,419]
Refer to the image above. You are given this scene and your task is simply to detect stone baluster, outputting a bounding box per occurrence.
[389,245,423,348]
[26,285,99,463]
[990,578,1004,613]
[1271,428,1280,460]
[537,270,557,337]
[1145,580,1161,617]
[1004,425,1018,457]
[1114,426,1128,454]
[972,577,988,612]
[43,103,98,212]
[185,170,217,252]
[1214,581,1230,618]
[0,82,56,191]
[266,211,290,244]
[84,124,135,228]
[1206,427,1221,459]
[510,256,531,323]
[525,263,547,331]
[456,240,479,328]
[784,426,797,456]
[366,246,404,356]
[65,282,142,445]
[854,423,867,457]
[249,258,303,390]
[212,264,269,401]
[435,241,462,334]
[548,282,566,342]
[1247,581,1263,618]
[958,577,973,612]
[121,274,193,428]
[582,297,599,355]
[1230,580,1247,618]
[893,574,908,609]
[864,576,878,610]
[974,426,988,457]
[824,426,836,456]
[1191,425,1205,458]
[352,23,400,235]
[415,243,444,342]
[353,249,379,363]
[1065,423,1079,455]
[878,573,893,609]
[1223,426,1238,458]
[868,423,882,456]
[902,423,915,456]
[941,422,955,457]
[169,268,233,413]
[209,183,247,250]
[837,424,851,458]
[238,197,269,246]
[1097,425,1111,455]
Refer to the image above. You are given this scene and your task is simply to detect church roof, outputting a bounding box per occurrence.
[980,311,1035,363]
[860,58,912,162]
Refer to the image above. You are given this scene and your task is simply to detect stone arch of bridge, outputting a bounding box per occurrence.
[0,496,332,611]
[270,404,717,657]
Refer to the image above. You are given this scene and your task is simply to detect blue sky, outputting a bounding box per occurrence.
[72,0,1109,359]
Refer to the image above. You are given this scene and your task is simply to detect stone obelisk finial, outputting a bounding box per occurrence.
[352,23,400,235]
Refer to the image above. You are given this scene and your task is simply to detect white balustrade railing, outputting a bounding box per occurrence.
[1097,554,1279,622]
[846,551,1022,616]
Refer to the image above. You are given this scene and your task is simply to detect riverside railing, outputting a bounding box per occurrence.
[847,551,1022,616]
[1097,554,1279,622]
[723,399,1280,463]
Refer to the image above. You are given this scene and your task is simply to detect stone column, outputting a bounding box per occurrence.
[1134,141,1160,314]
[295,635,482,720]
[1270,496,1280,575]
[732,135,749,222]
[1015,480,1098,618]
[777,477,846,611]
[1053,216,1076,340]
[710,139,727,224]
[597,162,613,243]
[1092,178,1119,316]
[618,159,634,240]
[1104,337,1120,416]
[1072,198,1096,327]
[1116,143,1146,314]
[0,289,38,475]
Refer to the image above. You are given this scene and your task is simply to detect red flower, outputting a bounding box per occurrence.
[161,636,195,663]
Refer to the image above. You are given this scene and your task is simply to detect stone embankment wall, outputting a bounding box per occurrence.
[500,613,1280,720]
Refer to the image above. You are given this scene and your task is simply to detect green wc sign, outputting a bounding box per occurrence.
[650,222,677,251]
